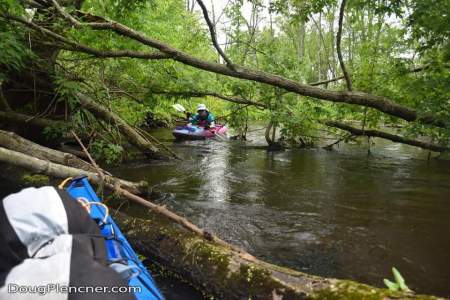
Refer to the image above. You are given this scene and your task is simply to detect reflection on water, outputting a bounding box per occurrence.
[198,141,230,202]
[115,130,450,298]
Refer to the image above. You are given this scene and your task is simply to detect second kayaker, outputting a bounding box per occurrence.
[188,104,216,129]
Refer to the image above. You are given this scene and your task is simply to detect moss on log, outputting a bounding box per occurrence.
[116,212,442,300]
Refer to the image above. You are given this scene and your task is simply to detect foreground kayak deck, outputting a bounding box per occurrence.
[66,176,164,300]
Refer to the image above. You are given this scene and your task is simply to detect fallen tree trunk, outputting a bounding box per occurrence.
[325,121,449,153]
[76,93,167,158]
[0,147,148,195]
[116,212,441,300]
[0,129,95,172]
[0,110,62,129]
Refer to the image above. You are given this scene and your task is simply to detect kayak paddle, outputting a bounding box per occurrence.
[172,104,186,113]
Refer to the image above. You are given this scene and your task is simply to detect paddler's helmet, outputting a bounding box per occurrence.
[197,104,208,112]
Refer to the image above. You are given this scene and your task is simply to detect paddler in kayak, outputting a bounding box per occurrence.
[188,104,216,129]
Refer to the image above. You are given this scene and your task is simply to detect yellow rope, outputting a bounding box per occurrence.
[58,177,73,190]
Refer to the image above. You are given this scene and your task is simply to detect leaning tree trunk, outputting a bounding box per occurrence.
[76,93,164,158]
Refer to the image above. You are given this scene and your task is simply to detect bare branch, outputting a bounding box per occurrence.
[336,0,353,91]
[5,14,169,60]
[150,89,268,108]
[310,15,335,77]
[51,0,81,25]
[309,76,344,86]
[196,0,235,70]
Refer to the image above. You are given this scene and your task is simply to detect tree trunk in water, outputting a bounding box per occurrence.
[265,121,273,145]
[116,212,441,300]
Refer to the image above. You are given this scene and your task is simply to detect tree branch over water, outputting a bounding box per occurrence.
[325,120,449,152]
[3,2,447,128]
[149,90,268,108]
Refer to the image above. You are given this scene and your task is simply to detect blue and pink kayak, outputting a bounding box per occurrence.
[172,124,228,140]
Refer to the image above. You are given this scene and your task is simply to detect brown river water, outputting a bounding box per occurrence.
[1,128,449,299]
[113,128,450,298]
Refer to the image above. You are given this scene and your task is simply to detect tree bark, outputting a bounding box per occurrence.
[76,93,163,157]
[0,129,96,172]
[116,212,441,300]
[336,0,352,91]
[0,146,148,194]
[0,84,12,111]
[0,110,63,129]
[325,121,449,152]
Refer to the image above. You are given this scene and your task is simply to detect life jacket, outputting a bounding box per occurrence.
[192,112,214,127]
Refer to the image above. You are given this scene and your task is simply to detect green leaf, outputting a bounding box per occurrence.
[392,267,410,292]
[383,279,399,291]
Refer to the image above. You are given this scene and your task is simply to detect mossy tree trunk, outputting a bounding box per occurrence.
[117,213,441,300]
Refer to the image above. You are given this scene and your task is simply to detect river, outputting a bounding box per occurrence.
[113,128,450,298]
[0,128,449,299]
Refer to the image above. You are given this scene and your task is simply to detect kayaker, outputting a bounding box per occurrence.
[188,104,215,129]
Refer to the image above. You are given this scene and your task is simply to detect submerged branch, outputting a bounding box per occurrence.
[118,213,441,300]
